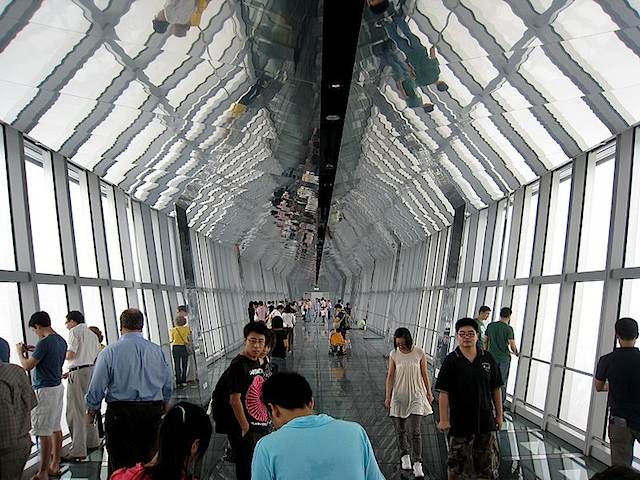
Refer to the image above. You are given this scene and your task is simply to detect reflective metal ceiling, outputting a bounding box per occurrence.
[0,0,639,280]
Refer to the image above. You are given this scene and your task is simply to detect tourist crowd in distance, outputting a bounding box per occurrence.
[0,298,639,480]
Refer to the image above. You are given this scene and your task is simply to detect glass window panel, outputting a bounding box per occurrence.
[578,147,615,272]
[566,282,604,373]
[472,210,488,281]
[526,360,550,411]
[151,210,166,284]
[625,129,640,267]
[484,287,496,319]
[516,184,539,278]
[620,279,640,321]
[168,218,181,286]
[467,287,478,318]
[80,286,105,335]
[489,201,507,281]
[162,291,173,335]
[508,285,529,396]
[136,289,149,339]
[68,167,97,277]
[126,201,142,282]
[25,148,63,274]
[144,289,159,343]
[0,283,23,365]
[559,371,593,432]
[37,284,68,339]
[112,287,128,339]
[101,184,124,280]
[543,167,572,275]
[0,126,15,270]
[532,284,561,362]
[176,291,185,307]
[458,216,471,282]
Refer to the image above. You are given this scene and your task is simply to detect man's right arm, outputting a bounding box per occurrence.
[594,356,608,392]
[251,440,272,480]
[230,393,250,435]
[86,348,110,410]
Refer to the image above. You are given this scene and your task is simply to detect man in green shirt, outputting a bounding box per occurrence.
[484,307,519,407]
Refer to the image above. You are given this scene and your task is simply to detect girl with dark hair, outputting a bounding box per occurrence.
[111,402,212,480]
[384,328,433,478]
[248,301,256,322]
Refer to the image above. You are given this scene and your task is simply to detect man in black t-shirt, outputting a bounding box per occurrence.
[435,317,503,480]
[225,322,269,480]
[595,317,640,467]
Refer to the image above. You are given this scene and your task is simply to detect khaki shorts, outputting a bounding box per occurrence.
[31,384,64,437]
[447,431,500,479]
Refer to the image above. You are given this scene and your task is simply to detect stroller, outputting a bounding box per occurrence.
[329,330,348,356]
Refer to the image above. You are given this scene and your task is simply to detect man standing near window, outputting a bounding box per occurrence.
[484,307,519,407]
[595,317,640,467]
[62,311,101,462]
[436,317,503,480]
[474,306,491,350]
[86,308,173,476]
[16,311,67,480]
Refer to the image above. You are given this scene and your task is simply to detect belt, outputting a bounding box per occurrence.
[69,364,93,372]
[107,400,164,407]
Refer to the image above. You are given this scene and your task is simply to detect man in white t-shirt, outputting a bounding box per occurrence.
[63,311,101,461]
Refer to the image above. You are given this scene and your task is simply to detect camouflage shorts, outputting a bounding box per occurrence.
[447,432,499,479]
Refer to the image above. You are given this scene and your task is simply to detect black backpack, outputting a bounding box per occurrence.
[210,368,236,434]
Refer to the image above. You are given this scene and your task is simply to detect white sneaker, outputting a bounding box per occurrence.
[413,461,425,478]
[401,454,411,470]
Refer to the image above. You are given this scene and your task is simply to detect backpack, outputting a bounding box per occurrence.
[209,368,236,434]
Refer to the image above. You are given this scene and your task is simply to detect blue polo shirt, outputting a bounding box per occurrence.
[252,414,385,480]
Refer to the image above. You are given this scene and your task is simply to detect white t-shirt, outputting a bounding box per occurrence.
[67,323,100,367]
[389,347,433,418]
[282,313,296,328]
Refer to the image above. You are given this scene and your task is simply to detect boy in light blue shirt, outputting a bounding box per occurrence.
[252,372,385,480]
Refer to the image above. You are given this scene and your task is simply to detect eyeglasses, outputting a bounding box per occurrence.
[457,331,477,338]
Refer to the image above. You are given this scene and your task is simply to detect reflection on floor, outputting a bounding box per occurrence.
[24,321,607,479]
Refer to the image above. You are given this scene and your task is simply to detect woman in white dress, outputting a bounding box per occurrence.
[385,327,434,478]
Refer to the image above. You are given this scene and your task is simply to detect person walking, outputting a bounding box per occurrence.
[62,311,101,462]
[111,402,212,480]
[86,308,173,476]
[385,328,433,478]
[16,311,67,480]
[248,301,256,322]
[170,314,192,388]
[595,317,640,467]
[435,317,503,480]
[474,306,491,350]
[256,301,268,323]
[0,353,37,480]
[270,316,289,373]
[282,304,296,353]
[252,372,385,480]
[484,307,519,407]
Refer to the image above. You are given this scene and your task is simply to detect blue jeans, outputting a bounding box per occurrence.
[497,360,510,406]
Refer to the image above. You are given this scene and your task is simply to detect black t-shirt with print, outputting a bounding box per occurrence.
[271,329,288,358]
[596,347,640,430]
[435,347,503,436]
[227,354,269,432]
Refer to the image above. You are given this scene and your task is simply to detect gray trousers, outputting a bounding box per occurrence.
[66,367,100,457]
[0,437,31,480]
[392,414,423,463]
[609,415,640,467]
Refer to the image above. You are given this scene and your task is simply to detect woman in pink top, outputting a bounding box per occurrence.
[111,402,212,480]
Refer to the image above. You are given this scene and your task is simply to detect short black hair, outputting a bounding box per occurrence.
[262,372,313,409]
[120,308,144,330]
[590,466,640,480]
[243,322,269,339]
[335,304,343,309]
[615,318,639,341]
[368,0,389,14]
[393,327,413,350]
[66,310,85,324]
[177,305,189,313]
[29,311,51,328]
[500,307,512,319]
[272,316,284,329]
[455,317,479,334]
[152,19,169,33]
[479,306,491,314]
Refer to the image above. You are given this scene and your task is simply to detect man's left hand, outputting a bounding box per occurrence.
[495,414,503,430]
[86,410,97,424]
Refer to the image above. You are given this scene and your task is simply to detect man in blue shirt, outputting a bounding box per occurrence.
[251,372,385,480]
[16,311,67,480]
[86,308,172,476]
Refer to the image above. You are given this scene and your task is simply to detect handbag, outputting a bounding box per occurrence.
[175,327,194,355]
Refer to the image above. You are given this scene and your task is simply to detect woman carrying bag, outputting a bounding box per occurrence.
[170,315,192,388]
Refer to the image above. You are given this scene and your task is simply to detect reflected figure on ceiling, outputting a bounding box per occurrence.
[368,0,448,112]
[152,0,210,38]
